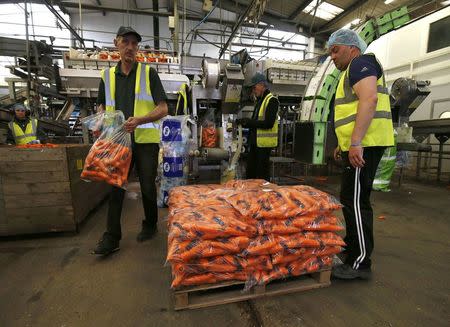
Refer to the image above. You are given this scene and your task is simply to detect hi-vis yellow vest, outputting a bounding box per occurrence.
[8,119,37,145]
[176,83,188,115]
[101,63,160,143]
[257,92,278,148]
[334,54,394,151]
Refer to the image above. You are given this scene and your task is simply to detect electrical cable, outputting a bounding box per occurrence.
[181,0,220,54]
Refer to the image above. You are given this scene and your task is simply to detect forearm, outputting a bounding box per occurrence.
[97,104,105,113]
[137,102,168,124]
[351,98,377,145]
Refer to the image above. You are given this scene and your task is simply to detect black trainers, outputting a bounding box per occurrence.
[331,264,372,280]
[136,225,157,242]
[92,236,120,256]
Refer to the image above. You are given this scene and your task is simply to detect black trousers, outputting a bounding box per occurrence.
[340,146,385,270]
[246,144,272,181]
[105,143,159,241]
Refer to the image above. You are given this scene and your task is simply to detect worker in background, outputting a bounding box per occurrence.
[328,29,394,279]
[236,73,279,180]
[94,26,168,256]
[6,103,46,145]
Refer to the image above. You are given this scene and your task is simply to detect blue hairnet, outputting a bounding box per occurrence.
[327,29,367,53]
[11,103,28,111]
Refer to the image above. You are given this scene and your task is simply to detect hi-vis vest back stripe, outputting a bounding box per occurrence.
[101,63,160,143]
[334,54,394,151]
[8,119,38,145]
[257,92,278,148]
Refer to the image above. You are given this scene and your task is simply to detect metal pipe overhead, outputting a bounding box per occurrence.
[153,0,159,50]
[196,30,308,47]
[173,0,180,54]
[24,0,31,109]
[219,0,258,58]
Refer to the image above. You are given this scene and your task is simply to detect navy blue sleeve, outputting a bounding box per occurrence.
[348,55,382,87]
[97,79,105,106]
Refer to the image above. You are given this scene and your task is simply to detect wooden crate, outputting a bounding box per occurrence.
[174,269,331,310]
[0,145,111,236]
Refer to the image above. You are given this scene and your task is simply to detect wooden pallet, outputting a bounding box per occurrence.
[174,269,331,310]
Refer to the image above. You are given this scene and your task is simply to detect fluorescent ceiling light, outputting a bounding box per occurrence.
[384,0,395,4]
[441,0,450,5]
[303,0,344,21]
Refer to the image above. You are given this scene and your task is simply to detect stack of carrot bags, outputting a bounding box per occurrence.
[167,179,345,289]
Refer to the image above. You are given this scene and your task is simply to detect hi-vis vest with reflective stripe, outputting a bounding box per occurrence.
[257,92,278,148]
[101,63,160,143]
[176,83,188,115]
[334,54,394,151]
[8,119,37,145]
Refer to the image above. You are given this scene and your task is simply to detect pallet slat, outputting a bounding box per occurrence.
[4,205,74,218]
[3,182,71,195]
[4,192,73,209]
[0,147,65,161]
[173,270,331,310]
[0,161,64,173]
[1,171,69,184]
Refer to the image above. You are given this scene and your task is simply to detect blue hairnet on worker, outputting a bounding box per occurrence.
[327,29,367,53]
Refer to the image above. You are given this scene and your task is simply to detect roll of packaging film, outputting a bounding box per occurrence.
[202,59,220,88]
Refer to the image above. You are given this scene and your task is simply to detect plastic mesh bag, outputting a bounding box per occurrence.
[81,111,132,189]
[201,111,217,148]
[80,111,125,138]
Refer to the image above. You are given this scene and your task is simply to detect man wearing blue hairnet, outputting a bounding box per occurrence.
[6,103,46,145]
[328,29,394,279]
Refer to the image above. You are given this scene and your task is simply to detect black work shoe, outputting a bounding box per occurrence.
[331,264,372,280]
[136,226,157,242]
[92,236,120,256]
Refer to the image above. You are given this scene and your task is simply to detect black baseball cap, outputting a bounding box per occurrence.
[245,72,267,87]
[116,26,142,42]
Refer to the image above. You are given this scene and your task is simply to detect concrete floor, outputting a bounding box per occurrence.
[0,179,449,327]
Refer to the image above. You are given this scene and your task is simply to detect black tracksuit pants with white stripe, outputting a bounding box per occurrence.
[340,146,385,270]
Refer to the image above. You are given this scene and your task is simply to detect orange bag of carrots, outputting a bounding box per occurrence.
[168,205,257,240]
[259,256,334,285]
[225,185,341,220]
[167,236,251,262]
[80,111,132,189]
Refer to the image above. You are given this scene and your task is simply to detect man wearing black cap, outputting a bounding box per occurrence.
[94,26,168,256]
[236,72,279,180]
